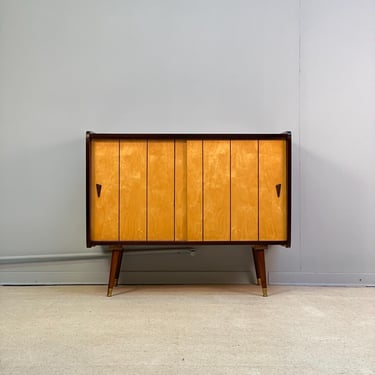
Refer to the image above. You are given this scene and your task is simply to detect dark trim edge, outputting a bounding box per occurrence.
[286,132,292,247]
[89,240,290,247]
[85,131,292,249]
[87,132,291,141]
[86,131,93,248]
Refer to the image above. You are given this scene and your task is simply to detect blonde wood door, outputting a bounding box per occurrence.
[186,140,203,241]
[174,140,187,241]
[174,140,203,241]
[231,140,258,240]
[147,140,175,240]
[203,140,231,240]
[259,140,287,241]
[90,140,119,241]
[119,140,147,241]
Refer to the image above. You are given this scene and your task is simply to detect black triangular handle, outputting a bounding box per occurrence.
[276,184,281,198]
[96,184,102,198]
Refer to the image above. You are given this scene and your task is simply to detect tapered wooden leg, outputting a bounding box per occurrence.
[107,247,122,297]
[252,248,261,285]
[252,246,268,297]
[114,250,124,287]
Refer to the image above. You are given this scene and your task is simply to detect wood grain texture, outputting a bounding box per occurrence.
[186,140,203,241]
[175,140,187,240]
[259,140,287,240]
[91,140,119,241]
[203,140,230,241]
[119,140,147,241]
[147,140,175,240]
[231,140,258,240]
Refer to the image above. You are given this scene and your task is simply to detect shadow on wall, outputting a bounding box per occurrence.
[299,147,374,274]
[121,245,257,284]
[0,138,86,255]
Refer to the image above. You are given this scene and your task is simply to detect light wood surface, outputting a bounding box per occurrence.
[203,140,231,240]
[231,140,258,240]
[120,140,147,241]
[147,140,175,240]
[259,140,287,240]
[175,140,187,240]
[91,140,119,241]
[186,140,203,241]
[90,136,288,243]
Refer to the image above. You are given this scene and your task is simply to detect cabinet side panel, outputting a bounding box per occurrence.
[120,140,147,241]
[148,140,175,240]
[186,140,203,241]
[203,140,230,241]
[91,140,119,241]
[231,140,258,240]
[175,140,187,241]
[259,140,287,241]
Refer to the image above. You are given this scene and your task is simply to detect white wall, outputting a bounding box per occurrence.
[0,0,374,285]
[270,0,375,285]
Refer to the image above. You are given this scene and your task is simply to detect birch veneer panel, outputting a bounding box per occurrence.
[147,140,175,241]
[86,132,292,297]
[175,140,188,241]
[203,140,231,241]
[90,140,119,241]
[119,140,147,241]
[230,140,258,241]
[259,140,287,241]
[186,140,203,241]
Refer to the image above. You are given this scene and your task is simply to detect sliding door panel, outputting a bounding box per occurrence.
[120,140,147,241]
[231,140,258,240]
[203,140,230,241]
[259,140,287,241]
[148,140,175,240]
[91,140,119,241]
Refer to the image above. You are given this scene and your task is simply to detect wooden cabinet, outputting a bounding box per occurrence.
[86,132,291,297]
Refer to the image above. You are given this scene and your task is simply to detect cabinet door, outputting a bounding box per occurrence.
[231,140,258,240]
[259,140,287,241]
[147,140,175,240]
[186,140,203,241]
[120,140,147,241]
[90,140,119,241]
[175,140,203,241]
[203,140,231,241]
[175,140,187,241]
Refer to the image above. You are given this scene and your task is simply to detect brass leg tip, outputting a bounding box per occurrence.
[114,279,119,287]
[262,288,268,297]
[256,278,261,285]
[107,288,113,297]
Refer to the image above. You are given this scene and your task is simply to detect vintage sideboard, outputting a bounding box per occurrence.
[86,132,291,297]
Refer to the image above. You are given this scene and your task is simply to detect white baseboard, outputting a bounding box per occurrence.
[0,271,255,285]
[1,271,374,286]
[0,272,109,285]
[269,272,375,286]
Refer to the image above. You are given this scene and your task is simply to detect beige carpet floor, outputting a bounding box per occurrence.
[0,285,374,375]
